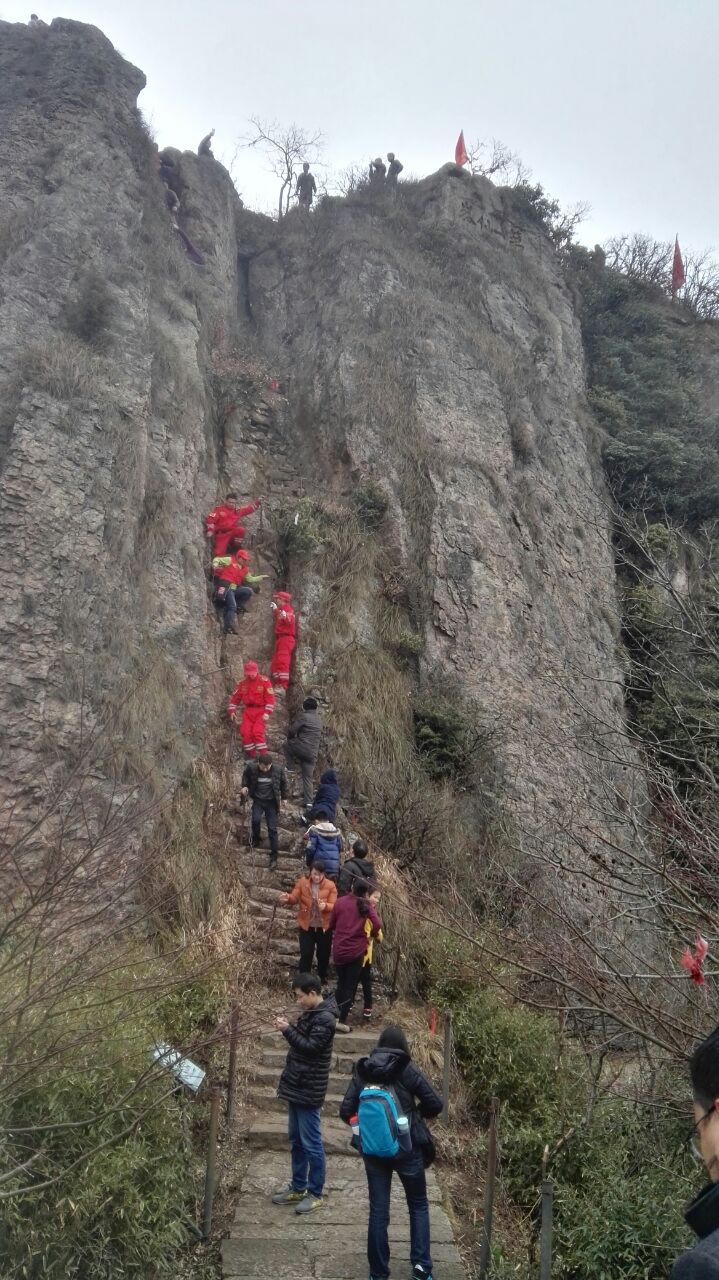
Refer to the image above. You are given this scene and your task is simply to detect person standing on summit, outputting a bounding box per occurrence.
[198,129,215,157]
[296,162,317,209]
[386,152,403,186]
[369,157,387,184]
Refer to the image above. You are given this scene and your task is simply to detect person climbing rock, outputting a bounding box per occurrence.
[337,838,376,896]
[211,544,266,634]
[284,697,322,812]
[205,493,261,557]
[279,860,337,982]
[309,768,340,823]
[328,880,382,1031]
[241,753,287,869]
[386,152,404,185]
[228,660,275,757]
[29,13,47,27]
[339,1025,443,1280]
[304,810,343,880]
[369,157,387,184]
[296,162,317,209]
[164,186,180,218]
[271,591,296,692]
[198,128,215,157]
[271,973,338,1214]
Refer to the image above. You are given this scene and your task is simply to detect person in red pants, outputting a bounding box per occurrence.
[205,493,261,556]
[228,660,275,757]
[271,591,296,693]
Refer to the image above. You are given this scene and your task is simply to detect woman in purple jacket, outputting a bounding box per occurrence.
[328,880,382,1032]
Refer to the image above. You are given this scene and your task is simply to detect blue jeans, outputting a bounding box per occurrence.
[364,1150,432,1278]
[214,582,252,629]
[287,1103,325,1199]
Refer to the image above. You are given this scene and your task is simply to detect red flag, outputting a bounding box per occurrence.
[455,130,468,167]
[680,935,709,984]
[672,236,685,295]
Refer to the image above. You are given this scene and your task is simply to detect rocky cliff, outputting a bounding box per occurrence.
[0,18,632,898]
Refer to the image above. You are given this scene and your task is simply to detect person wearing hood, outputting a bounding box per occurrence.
[285,697,322,811]
[340,1025,443,1280]
[271,973,338,1216]
[270,591,296,692]
[672,1023,719,1276]
[328,879,382,1032]
[309,768,340,823]
[228,661,275,757]
[304,810,343,880]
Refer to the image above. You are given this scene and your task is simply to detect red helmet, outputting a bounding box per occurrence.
[274,591,292,603]
[244,660,259,678]
[236,548,249,561]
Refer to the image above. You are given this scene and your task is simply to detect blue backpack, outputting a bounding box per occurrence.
[357,1085,411,1158]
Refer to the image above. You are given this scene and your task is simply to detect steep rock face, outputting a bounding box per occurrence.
[0,19,244,818]
[0,19,633,887]
[246,177,632,855]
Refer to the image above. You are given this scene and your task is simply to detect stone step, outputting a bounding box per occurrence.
[246,1117,357,1156]
[239,868,298,891]
[250,1084,348,1113]
[260,1028,379,1053]
[231,828,299,853]
[242,852,303,872]
[249,1063,349,1094]
[222,1238,464,1280]
[260,1045,364,1075]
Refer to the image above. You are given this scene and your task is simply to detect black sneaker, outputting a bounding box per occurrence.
[413,1267,433,1280]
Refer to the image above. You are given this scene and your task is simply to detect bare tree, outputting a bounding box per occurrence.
[605,233,719,319]
[241,117,324,218]
[466,136,531,187]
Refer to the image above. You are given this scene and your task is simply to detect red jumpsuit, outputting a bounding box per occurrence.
[205,501,259,556]
[271,593,296,689]
[228,671,275,757]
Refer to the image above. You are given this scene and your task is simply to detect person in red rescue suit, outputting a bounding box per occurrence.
[271,591,296,693]
[212,543,267,635]
[205,493,261,557]
[228,660,275,757]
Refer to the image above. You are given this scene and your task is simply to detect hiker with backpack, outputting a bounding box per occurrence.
[339,1025,443,1280]
[279,860,337,984]
[271,973,339,1215]
[328,880,382,1033]
[304,810,343,880]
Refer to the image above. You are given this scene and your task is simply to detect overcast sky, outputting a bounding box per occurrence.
[3,0,717,252]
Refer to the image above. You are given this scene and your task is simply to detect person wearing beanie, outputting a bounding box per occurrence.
[271,591,297,692]
[285,696,322,811]
[228,660,275,757]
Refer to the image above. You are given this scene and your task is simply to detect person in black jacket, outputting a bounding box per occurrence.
[241,754,287,869]
[337,839,376,896]
[285,697,322,811]
[340,1025,443,1280]
[272,974,338,1215]
[309,768,341,823]
[672,1023,719,1277]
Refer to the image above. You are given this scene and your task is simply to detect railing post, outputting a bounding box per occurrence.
[441,1013,452,1125]
[478,1096,500,1280]
[226,1004,240,1125]
[202,1088,222,1240]
[388,946,402,1006]
[539,1178,554,1280]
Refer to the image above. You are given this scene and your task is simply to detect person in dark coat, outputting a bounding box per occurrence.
[241,754,287,869]
[340,1026,443,1280]
[285,697,322,811]
[386,152,404,186]
[198,128,215,157]
[272,974,338,1215]
[310,767,340,822]
[337,838,376,896]
[672,1023,719,1277]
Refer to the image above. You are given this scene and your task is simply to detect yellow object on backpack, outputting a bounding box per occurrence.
[363,916,383,967]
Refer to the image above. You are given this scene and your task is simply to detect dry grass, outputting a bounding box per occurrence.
[19,333,104,402]
[321,643,413,794]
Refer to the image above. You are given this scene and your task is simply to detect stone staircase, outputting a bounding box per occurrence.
[223,1026,467,1280]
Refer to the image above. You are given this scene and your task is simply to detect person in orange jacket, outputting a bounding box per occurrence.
[279,860,337,984]
[205,493,261,557]
[228,660,275,757]
[270,591,297,692]
[212,543,267,634]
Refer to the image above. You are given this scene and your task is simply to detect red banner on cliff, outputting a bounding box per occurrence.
[672,236,685,295]
[455,130,468,167]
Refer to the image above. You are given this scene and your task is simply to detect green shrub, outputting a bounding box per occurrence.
[64,268,114,351]
[352,477,389,528]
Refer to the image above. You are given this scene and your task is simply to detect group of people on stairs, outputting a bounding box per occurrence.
[272,974,442,1280]
[203,487,440,1278]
